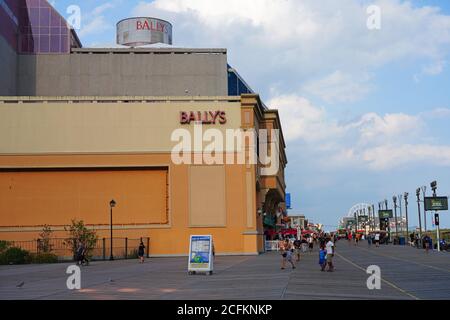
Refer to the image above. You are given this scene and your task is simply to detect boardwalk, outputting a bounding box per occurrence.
[1,243,449,300]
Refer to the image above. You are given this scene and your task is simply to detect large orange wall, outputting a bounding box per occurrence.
[0,154,257,256]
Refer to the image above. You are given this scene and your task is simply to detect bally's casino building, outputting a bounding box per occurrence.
[0,0,288,257]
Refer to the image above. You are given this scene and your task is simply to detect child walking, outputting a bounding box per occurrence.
[319,244,327,271]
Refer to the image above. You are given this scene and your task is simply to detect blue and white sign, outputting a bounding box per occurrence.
[188,235,214,274]
[286,193,292,209]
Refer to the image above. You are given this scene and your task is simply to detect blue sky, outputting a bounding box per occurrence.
[50,0,450,229]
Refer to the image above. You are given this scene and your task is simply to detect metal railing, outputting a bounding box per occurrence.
[6,237,150,261]
[265,241,280,252]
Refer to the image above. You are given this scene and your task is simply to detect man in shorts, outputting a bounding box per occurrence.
[280,239,296,270]
[325,236,335,272]
[374,232,380,247]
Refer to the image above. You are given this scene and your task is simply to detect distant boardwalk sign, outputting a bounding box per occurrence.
[424,197,448,211]
[117,17,173,47]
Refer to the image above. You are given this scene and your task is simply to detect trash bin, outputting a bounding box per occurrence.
[399,237,405,246]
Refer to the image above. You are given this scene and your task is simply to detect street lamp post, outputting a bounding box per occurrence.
[421,186,427,233]
[393,196,398,240]
[397,195,403,236]
[404,193,409,241]
[372,204,376,231]
[378,202,383,231]
[109,199,116,261]
[416,188,423,238]
[431,181,440,252]
[384,199,391,243]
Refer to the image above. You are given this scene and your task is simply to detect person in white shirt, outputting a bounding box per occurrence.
[374,233,380,247]
[325,237,335,272]
[308,236,314,253]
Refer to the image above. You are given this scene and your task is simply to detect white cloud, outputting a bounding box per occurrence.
[267,94,343,143]
[425,108,450,118]
[302,71,374,103]
[422,60,447,75]
[79,15,112,37]
[133,0,450,102]
[78,3,116,38]
[363,144,450,170]
[352,112,423,144]
[268,93,450,170]
[93,3,116,16]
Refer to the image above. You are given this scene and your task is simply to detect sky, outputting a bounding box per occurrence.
[50,0,450,230]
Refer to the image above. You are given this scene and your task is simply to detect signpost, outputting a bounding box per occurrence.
[378,210,393,219]
[424,195,447,252]
[378,210,393,236]
[346,219,356,229]
[359,215,369,222]
[188,235,214,275]
[424,197,448,211]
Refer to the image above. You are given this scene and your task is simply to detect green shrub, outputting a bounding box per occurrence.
[0,247,31,265]
[31,253,58,264]
[37,225,53,253]
[0,240,12,254]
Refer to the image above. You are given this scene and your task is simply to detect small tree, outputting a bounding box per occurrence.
[64,219,98,261]
[37,225,53,253]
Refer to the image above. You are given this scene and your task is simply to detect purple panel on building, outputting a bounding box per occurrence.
[18,0,71,54]
[0,0,20,51]
[1,0,81,54]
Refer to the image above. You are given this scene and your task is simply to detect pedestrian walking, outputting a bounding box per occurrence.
[301,236,308,253]
[319,244,327,272]
[293,238,302,262]
[138,240,146,263]
[368,233,372,247]
[325,236,335,272]
[280,239,296,270]
[76,240,88,266]
[374,232,380,247]
[308,235,314,253]
[423,234,432,254]
[347,232,352,246]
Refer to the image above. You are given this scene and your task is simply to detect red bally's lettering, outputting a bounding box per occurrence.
[180,111,189,124]
[179,111,227,125]
[136,20,166,32]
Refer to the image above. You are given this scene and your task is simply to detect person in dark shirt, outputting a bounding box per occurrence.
[76,241,85,266]
[293,238,302,262]
[138,241,146,263]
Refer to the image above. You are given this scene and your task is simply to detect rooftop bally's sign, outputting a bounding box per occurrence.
[116,17,173,47]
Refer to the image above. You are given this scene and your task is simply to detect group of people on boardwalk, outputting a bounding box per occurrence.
[346,231,382,247]
[278,233,335,272]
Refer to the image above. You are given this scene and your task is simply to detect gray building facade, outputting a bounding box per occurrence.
[0,0,254,97]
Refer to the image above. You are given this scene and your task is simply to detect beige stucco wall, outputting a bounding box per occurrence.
[0,99,242,154]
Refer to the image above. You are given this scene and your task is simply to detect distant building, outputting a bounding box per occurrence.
[288,214,306,229]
